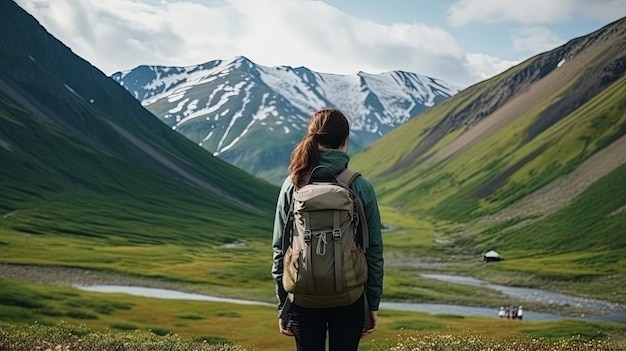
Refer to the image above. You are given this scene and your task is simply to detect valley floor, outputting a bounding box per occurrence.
[3,262,626,321]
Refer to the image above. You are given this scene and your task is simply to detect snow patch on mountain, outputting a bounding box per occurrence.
[111,56,458,176]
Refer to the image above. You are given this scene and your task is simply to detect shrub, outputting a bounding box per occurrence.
[0,322,250,351]
[65,310,98,320]
[148,327,170,336]
[377,331,626,351]
[193,335,233,344]
[174,312,205,320]
[110,322,137,331]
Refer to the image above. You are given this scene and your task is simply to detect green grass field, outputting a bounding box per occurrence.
[1,202,626,350]
[1,277,624,351]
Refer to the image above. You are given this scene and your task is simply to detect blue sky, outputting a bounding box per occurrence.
[14,0,626,88]
[328,0,608,56]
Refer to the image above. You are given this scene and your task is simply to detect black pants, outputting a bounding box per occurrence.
[289,295,364,351]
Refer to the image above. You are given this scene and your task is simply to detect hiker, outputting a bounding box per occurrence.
[498,306,505,318]
[271,108,384,351]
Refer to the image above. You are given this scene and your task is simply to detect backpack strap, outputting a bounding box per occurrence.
[332,210,343,292]
[281,196,295,256]
[336,168,360,186]
[336,169,370,253]
[302,165,326,186]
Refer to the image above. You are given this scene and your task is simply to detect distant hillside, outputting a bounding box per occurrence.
[352,16,626,271]
[0,1,277,245]
[112,58,457,183]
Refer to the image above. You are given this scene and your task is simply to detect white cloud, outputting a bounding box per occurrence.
[511,27,564,54]
[16,0,186,71]
[15,0,484,86]
[447,0,626,26]
[464,53,519,83]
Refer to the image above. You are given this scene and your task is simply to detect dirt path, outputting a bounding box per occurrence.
[0,263,177,290]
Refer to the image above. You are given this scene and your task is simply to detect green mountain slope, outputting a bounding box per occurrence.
[0,1,278,248]
[352,17,626,275]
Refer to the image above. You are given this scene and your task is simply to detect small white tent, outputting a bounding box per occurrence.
[483,250,502,262]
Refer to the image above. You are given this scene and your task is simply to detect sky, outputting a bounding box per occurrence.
[14,0,626,88]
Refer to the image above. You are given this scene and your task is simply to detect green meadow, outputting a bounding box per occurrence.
[2,200,626,350]
[2,319,624,351]
[1,275,625,351]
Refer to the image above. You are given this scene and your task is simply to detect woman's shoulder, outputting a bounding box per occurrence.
[352,173,373,187]
[350,172,376,197]
[280,176,293,189]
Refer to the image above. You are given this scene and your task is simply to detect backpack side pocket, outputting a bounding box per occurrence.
[342,248,368,290]
[282,247,301,293]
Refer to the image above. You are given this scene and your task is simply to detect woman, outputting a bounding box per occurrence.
[271,108,384,351]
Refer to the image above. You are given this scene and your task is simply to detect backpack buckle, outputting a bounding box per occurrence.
[303,230,312,243]
[332,229,342,240]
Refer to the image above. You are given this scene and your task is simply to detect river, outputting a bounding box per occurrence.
[422,274,622,311]
[2,264,624,323]
[419,274,626,323]
[75,280,626,323]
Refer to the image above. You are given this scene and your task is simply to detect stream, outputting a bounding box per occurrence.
[1,264,624,323]
[422,274,622,311]
[75,278,626,323]
[419,274,626,323]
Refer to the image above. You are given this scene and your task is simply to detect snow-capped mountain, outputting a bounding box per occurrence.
[112,56,458,183]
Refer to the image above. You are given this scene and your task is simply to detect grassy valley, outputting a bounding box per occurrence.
[352,16,626,306]
[2,276,625,351]
[0,0,279,302]
[1,1,626,350]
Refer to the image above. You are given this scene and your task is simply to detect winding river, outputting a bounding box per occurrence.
[76,275,626,323]
[1,263,623,323]
[419,274,626,323]
[422,274,622,311]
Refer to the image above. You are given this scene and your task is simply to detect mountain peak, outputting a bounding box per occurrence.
[113,57,456,182]
[227,55,254,67]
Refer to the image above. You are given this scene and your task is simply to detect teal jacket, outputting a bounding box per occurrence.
[271,149,384,311]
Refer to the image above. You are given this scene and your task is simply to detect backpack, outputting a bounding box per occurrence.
[282,168,370,308]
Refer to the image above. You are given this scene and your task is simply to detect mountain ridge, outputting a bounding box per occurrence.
[112,56,459,182]
[351,15,626,264]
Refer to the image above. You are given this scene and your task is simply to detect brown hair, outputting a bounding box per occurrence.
[288,108,349,187]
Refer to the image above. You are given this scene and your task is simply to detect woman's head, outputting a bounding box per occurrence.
[288,108,350,187]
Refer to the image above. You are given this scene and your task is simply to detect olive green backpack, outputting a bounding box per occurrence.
[282,168,370,308]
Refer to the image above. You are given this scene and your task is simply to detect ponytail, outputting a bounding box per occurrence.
[288,109,350,187]
[289,134,319,187]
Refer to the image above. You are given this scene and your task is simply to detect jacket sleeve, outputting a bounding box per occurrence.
[271,177,293,311]
[354,177,384,311]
